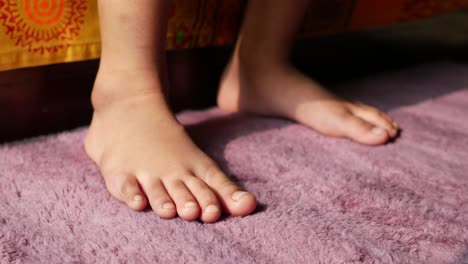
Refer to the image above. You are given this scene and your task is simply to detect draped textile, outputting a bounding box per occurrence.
[0,0,467,71]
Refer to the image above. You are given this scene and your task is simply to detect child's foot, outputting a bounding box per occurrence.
[218,56,399,145]
[85,70,256,223]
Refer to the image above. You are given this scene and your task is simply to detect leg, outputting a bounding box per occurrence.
[218,0,399,145]
[86,0,256,223]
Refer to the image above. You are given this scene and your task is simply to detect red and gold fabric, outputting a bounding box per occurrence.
[1,0,467,71]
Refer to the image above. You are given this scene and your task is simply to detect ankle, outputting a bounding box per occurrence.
[237,42,289,74]
[91,68,166,111]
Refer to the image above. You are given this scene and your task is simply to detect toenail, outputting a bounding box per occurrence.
[205,205,219,214]
[133,195,143,201]
[371,127,385,135]
[232,191,248,202]
[162,202,175,209]
[184,201,198,208]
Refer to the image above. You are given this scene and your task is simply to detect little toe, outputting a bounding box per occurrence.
[349,103,398,137]
[184,176,221,223]
[138,177,176,219]
[104,174,148,211]
[194,162,256,217]
[337,112,390,145]
[164,178,201,221]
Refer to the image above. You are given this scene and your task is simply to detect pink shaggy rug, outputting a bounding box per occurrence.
[1,63,468,263]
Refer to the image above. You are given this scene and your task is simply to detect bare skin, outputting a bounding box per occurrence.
[86,0,399,223]
[218,0,399,145]
[85,1,256,223]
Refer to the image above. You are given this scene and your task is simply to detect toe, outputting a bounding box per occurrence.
[184,176,221,223]
[194,161,257,217]
[138,177,176,219]
[164,178,200,221]
[336,110,390,145]
[349,103,399,137]
[104,174,148,211]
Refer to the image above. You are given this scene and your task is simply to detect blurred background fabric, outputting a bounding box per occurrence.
[1,0,468,71]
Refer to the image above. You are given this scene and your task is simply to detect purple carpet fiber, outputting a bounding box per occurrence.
[1,63,468,263]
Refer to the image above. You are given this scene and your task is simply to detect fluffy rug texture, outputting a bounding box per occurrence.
[1,63,468,264]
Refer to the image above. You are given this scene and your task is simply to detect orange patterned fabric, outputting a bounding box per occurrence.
[1,0,467,71]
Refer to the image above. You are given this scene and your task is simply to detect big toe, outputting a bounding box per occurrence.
[349,103,399,138]
[336,111,391,145]
[195,162,257,216]
[227,190,257,216]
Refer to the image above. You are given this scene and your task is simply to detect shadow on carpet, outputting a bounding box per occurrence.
[1,63,468,263]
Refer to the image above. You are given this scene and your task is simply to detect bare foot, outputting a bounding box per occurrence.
[85,69,256,223]
[218,56,399,145]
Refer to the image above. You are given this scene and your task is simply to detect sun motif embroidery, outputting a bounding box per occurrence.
[0,0,87,53]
